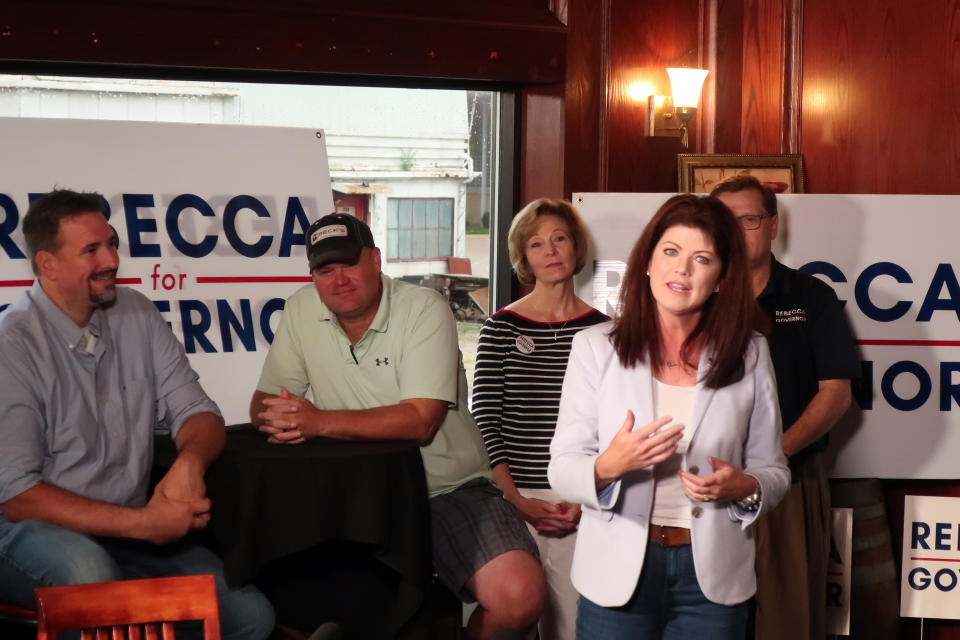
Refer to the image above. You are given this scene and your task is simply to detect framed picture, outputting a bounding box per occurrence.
[678,153,805,194]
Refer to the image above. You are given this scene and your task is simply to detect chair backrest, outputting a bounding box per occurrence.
[35,574,221,640]
[0,600,36,620]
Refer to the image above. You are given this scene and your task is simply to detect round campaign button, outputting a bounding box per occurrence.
[515,334,536,354]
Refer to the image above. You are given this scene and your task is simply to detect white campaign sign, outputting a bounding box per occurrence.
[827,508,853,635]
[900,495,960,619]
[574,192,960,479]
[0,117,335,425]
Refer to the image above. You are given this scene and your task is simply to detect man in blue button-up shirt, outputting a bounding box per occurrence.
[0,189,273,640]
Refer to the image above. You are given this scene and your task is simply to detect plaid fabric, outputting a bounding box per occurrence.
[430,478,539,601]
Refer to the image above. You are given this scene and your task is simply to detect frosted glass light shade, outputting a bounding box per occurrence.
[667,68,708,108]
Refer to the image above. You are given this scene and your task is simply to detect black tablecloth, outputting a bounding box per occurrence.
[161,427,433,638]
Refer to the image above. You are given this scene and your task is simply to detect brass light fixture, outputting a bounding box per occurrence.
[645,68,709,148]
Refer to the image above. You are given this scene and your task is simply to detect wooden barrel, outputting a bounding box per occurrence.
[830,479,900,640]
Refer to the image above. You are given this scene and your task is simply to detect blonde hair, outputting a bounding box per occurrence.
[507,198,590,285]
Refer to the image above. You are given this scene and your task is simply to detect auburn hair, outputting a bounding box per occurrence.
[609,193,762,388]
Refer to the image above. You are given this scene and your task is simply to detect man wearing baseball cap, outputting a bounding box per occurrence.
[251,213,545,639]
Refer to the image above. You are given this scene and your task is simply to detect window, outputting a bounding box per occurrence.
[386,198,454,260]
[0,74,504,398]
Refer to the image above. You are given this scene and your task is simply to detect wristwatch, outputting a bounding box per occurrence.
[736,477,762,512]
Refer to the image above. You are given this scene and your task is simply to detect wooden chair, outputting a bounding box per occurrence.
[34,574,221,640]
[0,599,37,639]
[0,600,36,620]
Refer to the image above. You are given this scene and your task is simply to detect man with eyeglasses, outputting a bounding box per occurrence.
[711,176,858,640]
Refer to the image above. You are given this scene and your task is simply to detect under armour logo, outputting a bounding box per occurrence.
[375,357,390,366]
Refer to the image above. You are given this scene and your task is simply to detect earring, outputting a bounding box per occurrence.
[646,271,650,277]
[713,285,720,293]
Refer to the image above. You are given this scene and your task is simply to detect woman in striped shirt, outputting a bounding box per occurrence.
[472,198,607,640]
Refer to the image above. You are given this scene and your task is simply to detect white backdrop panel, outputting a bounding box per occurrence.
[0,117,335,424]
[575,192,960,479]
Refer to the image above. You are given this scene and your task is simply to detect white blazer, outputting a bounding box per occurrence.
[548,322,790,607]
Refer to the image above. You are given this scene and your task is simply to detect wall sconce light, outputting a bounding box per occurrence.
[645,67,709,148]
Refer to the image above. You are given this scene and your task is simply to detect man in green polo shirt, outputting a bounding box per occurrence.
[250,213,544,640]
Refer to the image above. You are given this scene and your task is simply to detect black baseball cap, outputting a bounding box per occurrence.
[306,213,376,271]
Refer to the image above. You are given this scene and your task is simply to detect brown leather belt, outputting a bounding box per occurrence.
[648,524,691,547]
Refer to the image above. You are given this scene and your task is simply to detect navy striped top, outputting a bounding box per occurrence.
[471,308,609,488]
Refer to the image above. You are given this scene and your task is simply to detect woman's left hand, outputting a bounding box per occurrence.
[678,456,756,503]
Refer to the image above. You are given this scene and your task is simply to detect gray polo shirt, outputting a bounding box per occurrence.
[0,283,221,507]
[257,274,490,498]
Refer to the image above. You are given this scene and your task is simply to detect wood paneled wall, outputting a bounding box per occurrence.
[520,84,565,205]
[606,0,706,192]
[564,0,709,197]
[563,0,610,198]
[0,0,565,84]
[1,0,960,636]
[801,0,960,193]
[562,2,960,638]
[564,0,960,195]
[0,0,570,233]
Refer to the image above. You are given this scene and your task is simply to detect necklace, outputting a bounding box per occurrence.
[552,318,571,342]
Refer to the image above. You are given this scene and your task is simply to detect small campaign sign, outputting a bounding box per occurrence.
[900,495,960,619]
[826,508,853,635]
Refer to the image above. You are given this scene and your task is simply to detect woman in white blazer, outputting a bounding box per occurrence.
[548,194,790,639]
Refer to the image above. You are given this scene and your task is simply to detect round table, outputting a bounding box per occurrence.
[200,427,433,638]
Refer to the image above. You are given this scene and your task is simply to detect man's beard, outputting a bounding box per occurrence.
[90,287,117,309]
[89,270,118,309]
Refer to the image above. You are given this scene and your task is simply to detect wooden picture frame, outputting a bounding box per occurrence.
[678,153,805,194]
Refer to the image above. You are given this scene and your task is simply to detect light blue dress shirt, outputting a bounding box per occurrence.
[0,283,221,507]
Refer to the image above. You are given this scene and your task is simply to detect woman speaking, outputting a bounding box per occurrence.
[548,194,789,639]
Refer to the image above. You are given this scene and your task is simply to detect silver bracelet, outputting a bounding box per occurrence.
[736,478,762,512]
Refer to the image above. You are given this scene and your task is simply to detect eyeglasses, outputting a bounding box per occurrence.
[736,213,773,230]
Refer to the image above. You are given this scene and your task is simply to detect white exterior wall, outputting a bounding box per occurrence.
[361,177,468,278]
[326,132,472,174]
[234,85,468,136]
[0,76,239,122]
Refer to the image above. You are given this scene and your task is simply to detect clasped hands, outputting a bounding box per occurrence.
[678,456,755,503]
[258,388,319,444]
[142,454,211,544]
[595,410,754,502]
[513,496,581,535]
